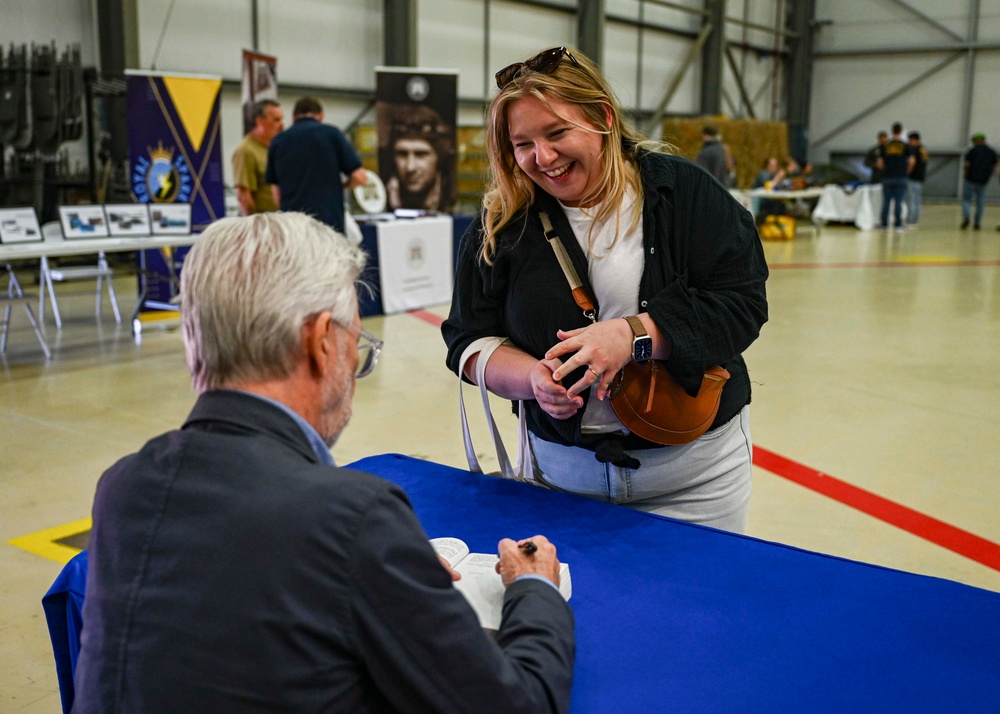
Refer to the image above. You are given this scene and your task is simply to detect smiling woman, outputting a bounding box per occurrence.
[441,47,769,533]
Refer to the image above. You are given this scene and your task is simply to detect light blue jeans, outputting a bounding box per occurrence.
[962,181,987,225]
[529,406,753,533]
[905,180,923,225]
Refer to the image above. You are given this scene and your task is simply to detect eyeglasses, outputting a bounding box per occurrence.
[494,47,579,90]
[338,322,383,379]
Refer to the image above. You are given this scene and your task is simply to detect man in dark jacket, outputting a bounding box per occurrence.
[864,131,888,183]
[73,212,575,713]
[961,132,998,229]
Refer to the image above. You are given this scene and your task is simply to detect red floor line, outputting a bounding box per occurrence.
[769,259,1000,270]
[753,446,1000,572]
[408,308,445,327]
[404,310,1000,572]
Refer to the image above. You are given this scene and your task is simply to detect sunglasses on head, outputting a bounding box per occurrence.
[494,47,579,90]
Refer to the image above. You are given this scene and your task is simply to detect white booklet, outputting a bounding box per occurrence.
[430,537,571,632]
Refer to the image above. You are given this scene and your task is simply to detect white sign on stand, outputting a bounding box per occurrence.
[0,207,42,244]
[375,216,453,314]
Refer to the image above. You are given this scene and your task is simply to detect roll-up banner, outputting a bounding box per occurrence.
[126,70,224,308]
[375,68,458,214]
[241,50,278,136]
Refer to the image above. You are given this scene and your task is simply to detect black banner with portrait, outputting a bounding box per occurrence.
[375,69,458,214]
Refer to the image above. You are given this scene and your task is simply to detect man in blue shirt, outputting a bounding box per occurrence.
[961,132,998,230]
[266,97,367,234]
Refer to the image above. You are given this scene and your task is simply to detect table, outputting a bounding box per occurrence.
[0,234,200,345]
[350,454,1000,713]
[357,215,472,317]
[811,184,905,231]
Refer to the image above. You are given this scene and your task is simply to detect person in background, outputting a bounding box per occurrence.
[442,47,768,533]
[905,131,928,229]
[961,132,998,230]
[73,212,575,713]
[694,125,733,188]
[386,104,455,213]
[864,131,888,183]
[879,122,914,232]
[232,99,283,216]
[265,97,367,234]
[752,156,785,219]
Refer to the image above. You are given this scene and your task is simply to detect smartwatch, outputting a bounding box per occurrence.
[624,315,653,362]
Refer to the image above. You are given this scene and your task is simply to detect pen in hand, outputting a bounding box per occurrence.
[519,541,538,555]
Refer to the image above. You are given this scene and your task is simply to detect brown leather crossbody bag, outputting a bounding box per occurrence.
[539,211,729,446]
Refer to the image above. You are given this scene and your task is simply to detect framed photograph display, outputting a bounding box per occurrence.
[59,205,109,239]
[105,204,152,236]
[0,207,43,244]
[149,204,192,235]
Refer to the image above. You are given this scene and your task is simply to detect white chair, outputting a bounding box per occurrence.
[38,222,121,327]
[2,264,51,359]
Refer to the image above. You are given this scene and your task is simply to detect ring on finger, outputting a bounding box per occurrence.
[588,367,600,379]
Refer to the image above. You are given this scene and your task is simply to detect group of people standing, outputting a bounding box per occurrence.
[863,122,928,231]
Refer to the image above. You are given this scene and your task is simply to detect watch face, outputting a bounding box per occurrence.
[633,336,653,361]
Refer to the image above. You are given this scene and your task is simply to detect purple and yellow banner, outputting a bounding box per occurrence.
[126,71,224,307]
[127,71,224,230]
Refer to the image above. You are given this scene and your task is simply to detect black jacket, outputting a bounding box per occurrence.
[74,390,575,713]
[443,151,768,451]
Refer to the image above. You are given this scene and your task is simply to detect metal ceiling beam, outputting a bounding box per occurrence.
[644,21,714,135]
[384,0,416,66]
[815,40,1000,57]
[578,0,606,66]
[723,45,756,119]
[886,0,963,42]
[700,0,726,115]
[811,51,962,149]
[785,0,815,161]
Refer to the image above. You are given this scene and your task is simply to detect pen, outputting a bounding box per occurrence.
[519,541,537,555]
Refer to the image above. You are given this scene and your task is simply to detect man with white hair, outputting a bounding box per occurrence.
[73,212,575,713]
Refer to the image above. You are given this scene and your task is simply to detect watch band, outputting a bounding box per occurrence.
[624,315,654,361]
[624,315,648,339]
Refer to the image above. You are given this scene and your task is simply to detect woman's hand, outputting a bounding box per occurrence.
[529,358,584,420]
[545,319,634,401]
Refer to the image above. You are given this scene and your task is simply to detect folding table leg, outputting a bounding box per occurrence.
[40,256,63,328]
[1,304,10,353]
[22,302,52,359]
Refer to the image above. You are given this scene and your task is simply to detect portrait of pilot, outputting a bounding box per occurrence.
[385,104,455,213]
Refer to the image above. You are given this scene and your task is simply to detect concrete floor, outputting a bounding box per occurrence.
[2,202,999,711]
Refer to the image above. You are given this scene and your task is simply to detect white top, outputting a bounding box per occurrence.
[559,184,643,434]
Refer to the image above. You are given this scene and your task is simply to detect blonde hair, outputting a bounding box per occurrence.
[481,47,669,263]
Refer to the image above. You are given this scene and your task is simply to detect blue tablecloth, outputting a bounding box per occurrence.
[350,454,1000,713]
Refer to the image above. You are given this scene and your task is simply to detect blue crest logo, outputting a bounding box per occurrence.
[132,142,193,204]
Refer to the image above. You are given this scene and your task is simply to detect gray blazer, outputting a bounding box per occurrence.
[73,390,575,713]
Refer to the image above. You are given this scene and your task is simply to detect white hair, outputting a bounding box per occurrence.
[181,212,367,392]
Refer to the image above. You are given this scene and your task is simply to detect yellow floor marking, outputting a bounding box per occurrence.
[8,517,91,564]
[895,255,957,263]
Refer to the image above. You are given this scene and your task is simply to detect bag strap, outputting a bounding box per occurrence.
[539,211,596,323]
[458,337,533,481]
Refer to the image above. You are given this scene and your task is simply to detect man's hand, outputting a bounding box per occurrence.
[495,536,561,588]
[437,554,461,582]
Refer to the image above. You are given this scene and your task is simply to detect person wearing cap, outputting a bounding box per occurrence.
[961,132,998,230]
[385,104,455,212]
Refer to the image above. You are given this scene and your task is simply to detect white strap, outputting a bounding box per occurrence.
[457,337,531,481]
